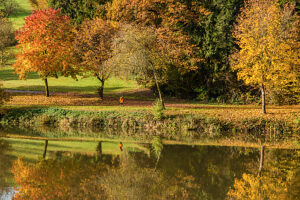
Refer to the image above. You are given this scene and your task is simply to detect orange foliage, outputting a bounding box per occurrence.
[74,18,119,98]
[107,0,209,73]
[14,9,78,80]
[12,157,106,200]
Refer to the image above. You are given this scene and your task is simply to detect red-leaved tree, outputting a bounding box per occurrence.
[14,8,78,97]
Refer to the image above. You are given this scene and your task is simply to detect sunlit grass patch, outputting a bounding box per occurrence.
[1,66,140,94]
[8,0,32,30]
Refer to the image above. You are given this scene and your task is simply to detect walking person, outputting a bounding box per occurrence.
[120,96,124,106]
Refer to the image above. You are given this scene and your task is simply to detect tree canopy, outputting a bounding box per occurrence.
[231,0,299,113]
[14,8,78,97]
[74,18,119,99]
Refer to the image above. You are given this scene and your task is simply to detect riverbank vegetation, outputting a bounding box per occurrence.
[0,107,298,147]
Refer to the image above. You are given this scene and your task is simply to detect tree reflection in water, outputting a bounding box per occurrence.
[0,138,12,193]
[12,150,200,200]
[227,149,300,200]
[6,138,300,200]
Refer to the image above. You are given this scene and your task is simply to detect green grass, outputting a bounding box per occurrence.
[4,138,148,162]
[0,66,140,94]
[8,0,32,30]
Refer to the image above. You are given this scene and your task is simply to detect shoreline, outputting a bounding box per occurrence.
[0,107,298,148]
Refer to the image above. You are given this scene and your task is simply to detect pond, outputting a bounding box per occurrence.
[0,128,299,200]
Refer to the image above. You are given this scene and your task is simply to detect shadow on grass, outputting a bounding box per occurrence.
[15,9,31,19]
[0,69,40,81]
[7,138,94,149]
[9,85,129,94]
[11,6,32,20]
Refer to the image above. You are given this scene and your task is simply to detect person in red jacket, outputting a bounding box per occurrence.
[119,142,123,151]
[120,96,124,106]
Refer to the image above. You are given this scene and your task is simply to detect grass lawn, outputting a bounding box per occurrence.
[8,0,32,30]
[1,66,140,95]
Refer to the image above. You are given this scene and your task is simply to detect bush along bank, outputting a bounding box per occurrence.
[0,107,298,140]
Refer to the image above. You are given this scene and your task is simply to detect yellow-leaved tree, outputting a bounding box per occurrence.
[231,0,299,114]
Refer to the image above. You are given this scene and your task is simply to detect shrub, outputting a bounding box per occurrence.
[0,16,15,66]
[153,99,164,120]
[0,0,19,17]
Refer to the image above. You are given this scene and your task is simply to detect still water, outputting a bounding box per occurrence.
[0,131,299,199]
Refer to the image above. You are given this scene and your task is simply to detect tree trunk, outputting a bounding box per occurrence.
[151,64,165,109]
[96,141,102,156]
[98,79,104,100]
[96,75,105,100]
[43,140,48,159]
[261,84,266,114]
[44,77,49,97]
[0,50,3,65]
[257,145,264,177]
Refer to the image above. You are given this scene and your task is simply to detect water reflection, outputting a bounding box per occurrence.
[12,152,200,200]
[0,136,299,200]
[0,139,12,196]
[228,149,300,200]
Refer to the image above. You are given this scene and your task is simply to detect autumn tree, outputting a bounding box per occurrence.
[107,0,208,100]
[14,8,78,97]
[74,18,119,99]
[106,0,210,29]
[231,0,299,114]
[107,0,207,105]
[111,24,198,107]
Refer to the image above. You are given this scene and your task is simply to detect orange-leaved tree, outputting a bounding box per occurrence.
[231,0,299,114]
[106,0,208,73]
[106,0,210,29]
[106,0,207,105]
[74,18,119,99]
[14,8,78,97]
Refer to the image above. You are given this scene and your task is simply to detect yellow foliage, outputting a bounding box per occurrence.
[228,173,288,200]
[231,0,299,92]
